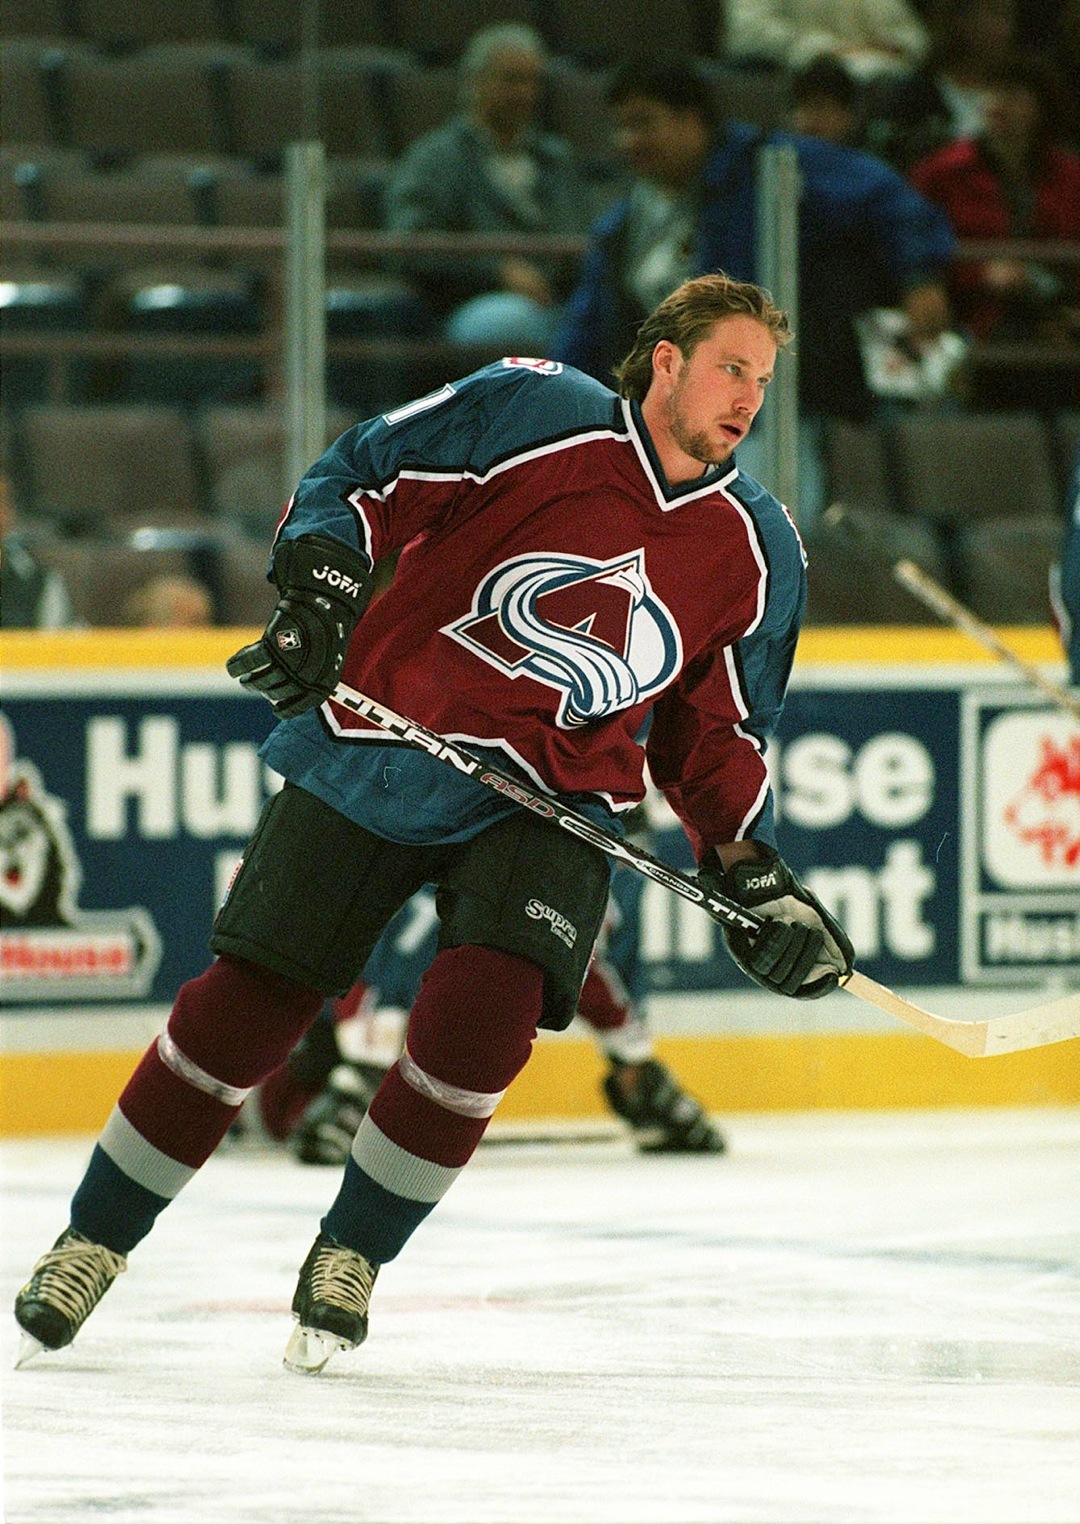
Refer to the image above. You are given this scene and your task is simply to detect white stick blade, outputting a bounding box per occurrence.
[982,992,1080,1056]
[843,973,1080,1058]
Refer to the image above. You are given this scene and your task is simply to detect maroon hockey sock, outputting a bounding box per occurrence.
[119,955,324,1168]
[324,947,543,1259]
[367,944,543,1162]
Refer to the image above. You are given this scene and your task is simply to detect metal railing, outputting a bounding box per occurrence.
[3,221,1078,401]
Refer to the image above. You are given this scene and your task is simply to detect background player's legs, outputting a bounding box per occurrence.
[581,873,726,1155]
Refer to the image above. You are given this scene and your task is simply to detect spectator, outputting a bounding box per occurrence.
[385,23,593,354]
[726,0,928,78]
[0,474,76,630]
[554,56,954,524]
[866,0,1018,170]
[909,53,1080,348]
[122,573,215,628]
[786,55,862,147]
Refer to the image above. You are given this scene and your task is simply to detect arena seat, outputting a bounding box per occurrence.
[75,0,226,49]
[0,0,72,41]
[888,411,1059,523]
[54,44,231,158]
[0,41,65,152]
[19,403,204,531]
[215,534,278,625]
[541,0,704,63]
[801,505,950,624]
[35,538,196,626]
[823,419,897,516]
[953,515,1064,624]
[222,50,391,164]
[197,403,355,532]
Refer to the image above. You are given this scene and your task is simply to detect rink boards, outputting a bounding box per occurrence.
[1,627,1077,1133]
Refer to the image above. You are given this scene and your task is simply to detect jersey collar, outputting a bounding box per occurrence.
[622,397,740,511]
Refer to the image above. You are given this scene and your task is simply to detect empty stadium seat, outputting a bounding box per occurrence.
[802,505,951,624]
[35,538,197,626]
[75,0,226,48]
[226,0,394,52]
[215,534,277,625]
[542,0,705,62]
[1,42,65,151]
[19,404,204,530]
[954,515,1064,624]
[888,411,1059,524]
[222,50,391,164]
[54,44,231,158]
[197,403,354,532]
[1,0,73,41]
[823,419,896,515]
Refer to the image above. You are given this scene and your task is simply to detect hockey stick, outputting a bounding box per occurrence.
[824,504,1080,722]
[328,681,1080,1057]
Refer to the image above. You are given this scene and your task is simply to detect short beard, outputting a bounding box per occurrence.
[664,386,726,468]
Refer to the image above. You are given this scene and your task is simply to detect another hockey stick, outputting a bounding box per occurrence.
[824,504,1080,722]
[328,681,1080,1057]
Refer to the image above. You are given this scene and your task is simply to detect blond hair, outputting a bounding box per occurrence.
[614,272,792,401]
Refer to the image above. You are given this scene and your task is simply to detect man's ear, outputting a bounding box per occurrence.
[651,339,681,387]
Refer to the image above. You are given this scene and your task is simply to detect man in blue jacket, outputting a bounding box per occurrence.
[554,56,956,522]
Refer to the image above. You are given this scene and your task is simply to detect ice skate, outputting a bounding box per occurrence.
[14,1228,127,1366]
[284,1232,379,1375]
[291,1063,384,1166]
[602,1057,727,1155]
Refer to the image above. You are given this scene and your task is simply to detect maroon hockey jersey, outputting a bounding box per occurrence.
[263,359,806,858]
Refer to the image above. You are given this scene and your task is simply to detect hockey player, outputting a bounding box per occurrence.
[14,272,853,1375]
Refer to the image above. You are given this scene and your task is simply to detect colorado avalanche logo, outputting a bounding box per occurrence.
[444,550,682,727]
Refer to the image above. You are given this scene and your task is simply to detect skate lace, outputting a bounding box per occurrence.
[29,1234,127,1325]
[309,1243,376,1314]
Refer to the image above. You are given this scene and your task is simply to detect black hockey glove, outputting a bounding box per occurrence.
[226,535,373,718]
[699,845,854,1000]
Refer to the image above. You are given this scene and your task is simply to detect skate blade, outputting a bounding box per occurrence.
[283,1322,352,1375]
[15,1330,48,1369]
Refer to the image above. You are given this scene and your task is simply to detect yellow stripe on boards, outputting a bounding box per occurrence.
[5,1035,1076,1137]
[0,626,1063,672]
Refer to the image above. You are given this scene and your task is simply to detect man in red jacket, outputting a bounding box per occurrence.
[909,51,1080,345]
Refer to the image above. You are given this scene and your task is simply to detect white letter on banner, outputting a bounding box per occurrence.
[181,743,262,838]
[782,734,853,828]
[86,716,178,839]
[855,734,934,828]
[878,839,935,958]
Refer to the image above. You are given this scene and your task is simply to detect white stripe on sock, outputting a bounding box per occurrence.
[350,1116,461,1203]
[99,1106,198,1198]
[157,1029,252,1107]
[398,1046,505,1119]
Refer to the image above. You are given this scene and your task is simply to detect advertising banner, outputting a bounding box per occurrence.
[2,645,1076,1027]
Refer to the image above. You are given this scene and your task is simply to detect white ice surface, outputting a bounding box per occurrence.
[3,1109,1079,1524]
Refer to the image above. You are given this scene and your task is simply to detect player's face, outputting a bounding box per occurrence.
[651,316,776,481]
